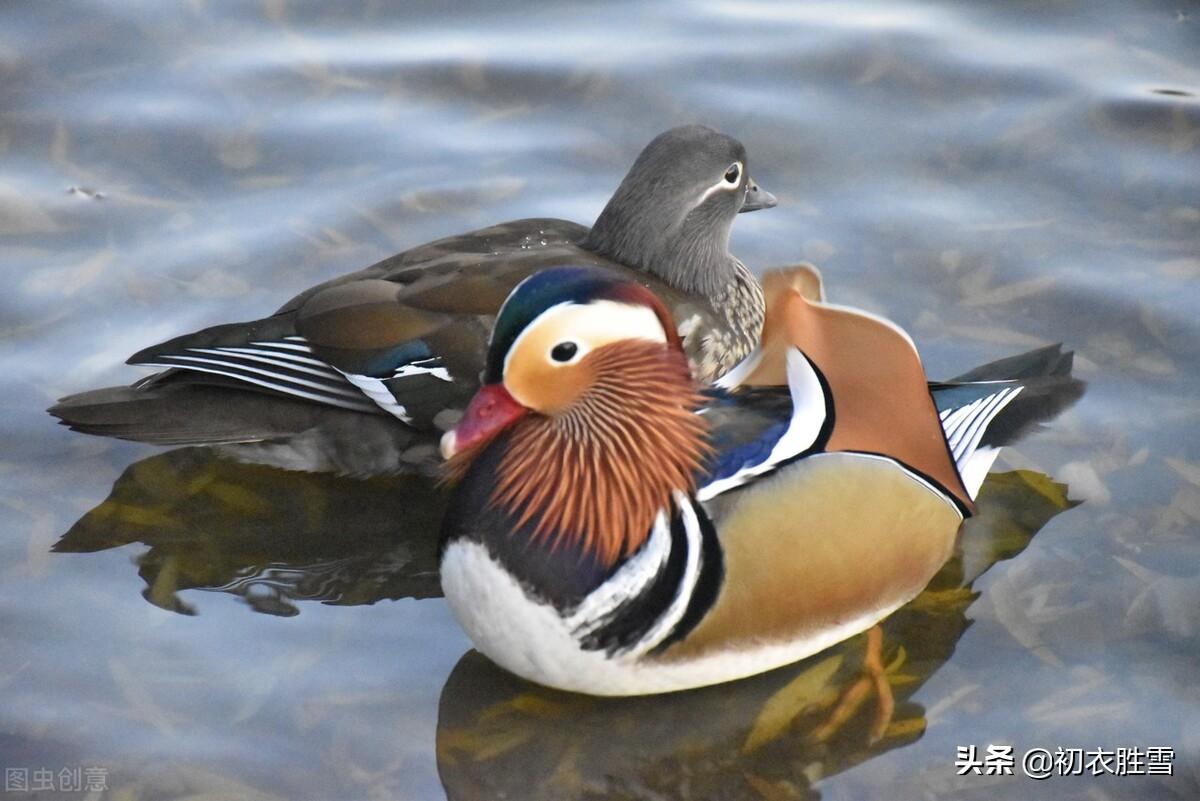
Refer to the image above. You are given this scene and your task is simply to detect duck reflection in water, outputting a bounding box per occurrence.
[55,446,446,616]
[55,452,1073,799]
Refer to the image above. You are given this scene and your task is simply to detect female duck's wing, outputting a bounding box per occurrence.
[125,278,502,428]
[271,218,592,314]
[125,220,600,428]
[66,217,742,441]
[126,316,379,413]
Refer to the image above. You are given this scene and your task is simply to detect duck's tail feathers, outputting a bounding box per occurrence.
[48,381,364,446]
[931,344,1085,499]
[945,342,1076,382]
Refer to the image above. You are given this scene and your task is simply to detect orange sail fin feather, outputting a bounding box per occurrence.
[745,266,975,513]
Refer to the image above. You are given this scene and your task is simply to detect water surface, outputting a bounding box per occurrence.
[2,1,1198,799]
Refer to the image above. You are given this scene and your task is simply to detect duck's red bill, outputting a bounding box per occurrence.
[441,383,527,460]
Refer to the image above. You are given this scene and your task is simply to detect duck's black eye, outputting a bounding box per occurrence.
[724,163,741,184]
[550,342,578,363]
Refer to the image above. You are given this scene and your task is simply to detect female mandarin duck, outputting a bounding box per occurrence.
[439,266,1082,696]
[50,126,774,451]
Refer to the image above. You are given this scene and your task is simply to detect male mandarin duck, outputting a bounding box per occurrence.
[438,266,1083,696]
[49,125,775,449]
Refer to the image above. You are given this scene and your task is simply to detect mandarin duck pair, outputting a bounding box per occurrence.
[52,126,1082,698]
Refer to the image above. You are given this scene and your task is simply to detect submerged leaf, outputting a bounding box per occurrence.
[742,654,843,753]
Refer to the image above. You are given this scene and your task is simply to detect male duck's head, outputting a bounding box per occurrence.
[582,125,776,295]
[442,266,710,566]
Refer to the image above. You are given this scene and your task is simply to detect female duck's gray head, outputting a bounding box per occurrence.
[582,124,776,296]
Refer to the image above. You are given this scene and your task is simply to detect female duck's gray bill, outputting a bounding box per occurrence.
[740,178,777,212]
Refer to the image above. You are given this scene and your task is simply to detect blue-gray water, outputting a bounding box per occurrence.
[2,1,1198,799]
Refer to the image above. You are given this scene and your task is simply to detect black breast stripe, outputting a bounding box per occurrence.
[650,499,724,654]
[579,496,726,658]
[578,504,690,656]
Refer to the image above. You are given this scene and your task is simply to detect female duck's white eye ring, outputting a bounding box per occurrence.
[696,161,746,207]
[549,341,580,364]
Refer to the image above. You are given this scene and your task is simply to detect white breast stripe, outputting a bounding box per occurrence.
[626,493,706,656]
[698,347,826,501]
[566,494,709,658]
[441,535,927,695]
[568,510,672,640]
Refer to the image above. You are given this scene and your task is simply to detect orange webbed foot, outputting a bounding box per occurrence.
[809,625,895,745]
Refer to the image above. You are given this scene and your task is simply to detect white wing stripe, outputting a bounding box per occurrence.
[393,362,453,382]
[959,445,1002,500]
[134,362,374,411]
[158,354,364,397]
[943,398,985,449]
[334,370,413,423]
[185,348,346,381]
[249,340,313,353]
[210,345,329,368]
[951,387,1022,467]
[952,389,1010,463]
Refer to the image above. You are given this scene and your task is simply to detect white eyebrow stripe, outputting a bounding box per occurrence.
[502,300,668,377]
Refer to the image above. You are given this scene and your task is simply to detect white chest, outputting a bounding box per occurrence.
[440,539,654,694]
